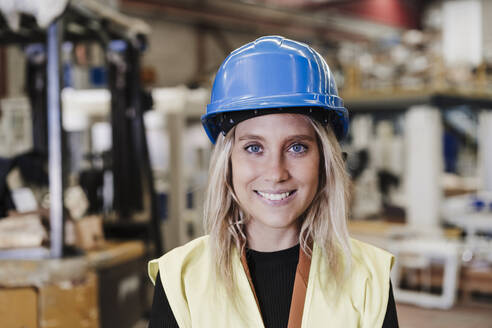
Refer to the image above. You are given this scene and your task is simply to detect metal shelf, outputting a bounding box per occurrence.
[0,2,156,259]
[343,89,492,113]
[0,247,51,260]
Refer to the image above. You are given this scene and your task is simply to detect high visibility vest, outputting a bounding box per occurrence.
[148,235,394,328]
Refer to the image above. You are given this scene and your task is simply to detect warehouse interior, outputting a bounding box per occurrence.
[1,0,492,327]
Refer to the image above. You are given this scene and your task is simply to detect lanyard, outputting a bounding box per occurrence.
[240,246,312,328]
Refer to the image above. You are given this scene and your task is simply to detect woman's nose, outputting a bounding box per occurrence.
[264,152,289,183]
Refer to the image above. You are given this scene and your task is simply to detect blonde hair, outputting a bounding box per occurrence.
[203,116,352,297]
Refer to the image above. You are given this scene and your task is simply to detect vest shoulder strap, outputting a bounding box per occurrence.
[148,235,210,328]
[350,238,395,328]
[303,239,394,328]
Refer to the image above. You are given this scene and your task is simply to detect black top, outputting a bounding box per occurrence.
[149,244,399,328]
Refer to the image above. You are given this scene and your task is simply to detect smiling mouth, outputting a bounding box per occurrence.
[254,190,296,201]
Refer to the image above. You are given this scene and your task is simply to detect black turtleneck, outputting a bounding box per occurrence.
[149,244,399,327]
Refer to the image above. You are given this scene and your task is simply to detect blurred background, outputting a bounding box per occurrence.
[1,0,492,327]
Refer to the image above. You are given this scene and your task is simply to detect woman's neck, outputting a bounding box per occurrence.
[245,220,300,252]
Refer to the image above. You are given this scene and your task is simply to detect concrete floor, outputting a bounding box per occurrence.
[397,302,492,328]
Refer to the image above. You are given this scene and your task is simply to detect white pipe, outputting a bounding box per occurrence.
[479,111,492,192]
[405,106,443,232]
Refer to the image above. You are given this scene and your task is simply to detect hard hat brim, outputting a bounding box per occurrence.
[202,94,348,144]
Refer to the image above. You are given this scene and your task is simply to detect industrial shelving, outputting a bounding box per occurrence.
[0,0,160,259]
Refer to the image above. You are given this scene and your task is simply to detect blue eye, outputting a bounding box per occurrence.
[289,144,307,153]
[245,145,262,153]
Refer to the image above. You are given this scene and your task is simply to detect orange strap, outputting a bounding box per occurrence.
[240,246,311,328]
[240,249,263,315]
[287,247,311,328]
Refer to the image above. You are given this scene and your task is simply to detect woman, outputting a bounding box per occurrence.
[148,36,398,328]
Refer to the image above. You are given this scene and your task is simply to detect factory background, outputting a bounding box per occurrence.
[1,0,492,327]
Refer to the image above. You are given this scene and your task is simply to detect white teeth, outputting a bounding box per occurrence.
[257,191,291,201]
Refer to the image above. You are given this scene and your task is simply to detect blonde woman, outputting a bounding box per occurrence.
[148,36,398,328]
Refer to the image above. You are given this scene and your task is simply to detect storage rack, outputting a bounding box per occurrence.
[0,0,162,259]
[344,89,492,113]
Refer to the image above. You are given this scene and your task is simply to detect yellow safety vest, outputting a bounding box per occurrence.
[148,235,394,328]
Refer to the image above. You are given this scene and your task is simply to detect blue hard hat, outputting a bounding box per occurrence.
[202,35,349,144]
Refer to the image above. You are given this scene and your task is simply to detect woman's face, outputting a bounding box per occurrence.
[231,113,320,233]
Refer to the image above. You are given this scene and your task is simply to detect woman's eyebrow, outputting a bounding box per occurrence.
[285,134,316,142]
[237,134,265,141]
[237,134,315,142]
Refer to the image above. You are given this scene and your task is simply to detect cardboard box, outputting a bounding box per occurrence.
[0,241,144,328]
[39,271,99,328]
[0,272,99,328]
[0,214,46,249]
[75,216,105,251]
[0,288,37,328]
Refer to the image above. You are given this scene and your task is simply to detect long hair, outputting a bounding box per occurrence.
[203,117,352,297]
